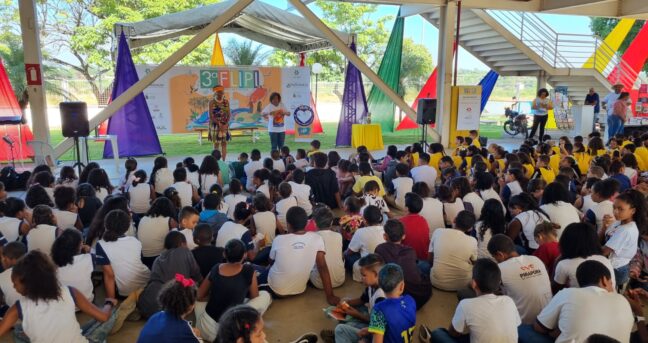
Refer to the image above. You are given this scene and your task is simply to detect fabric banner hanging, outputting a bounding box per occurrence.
[0,59,34,161]
[336,42,368,146]
[478,71,499,113]
[582,19,636,72]
[367,10,404,132]
[607,22,648,116]
[104,33,162,158]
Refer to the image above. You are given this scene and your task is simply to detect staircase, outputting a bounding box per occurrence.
[418,7,644,103]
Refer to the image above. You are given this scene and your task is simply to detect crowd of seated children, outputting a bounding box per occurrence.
[0,129,648,342]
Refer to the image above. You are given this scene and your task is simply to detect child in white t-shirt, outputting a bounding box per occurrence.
[584,178,618,231]
[223,179,247,220]
[271,150,286,173]
[275,183,297,232]
[26,205,60,253]
[259,207,339,305]
[601,190,643,287]
[251,193,280,247]
[52,229,95,302]
[346,205,385,282]
[171,168,199,209]
[390,163,413,210]
[0,242,26,314]
[361,181,390,218]
[287,169,313,216]
[309,206,345,289]
[425,258,521,342]
[127,170,155,216]
[177,206,200,250]
[53,185,83,231]
[293,149,309,170]
[412,182,445,237]
[120,158,137,193]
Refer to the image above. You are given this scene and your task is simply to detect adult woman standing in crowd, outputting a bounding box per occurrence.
[529,88,553,142]
[262,92,291,152]
[209,85,231,160]
[609,92,630,138]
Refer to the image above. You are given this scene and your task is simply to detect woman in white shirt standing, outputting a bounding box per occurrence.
[198,155,222,196]
[262,92,291,152]
[528,88,553,142]
[127,170,156,217]
[52,228,94,302]
[539,182,581,238]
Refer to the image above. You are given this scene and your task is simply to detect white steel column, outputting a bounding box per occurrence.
[289,0,440,142]
[53,0,254,158]
[18,0,49,159]
[436,1,457,147]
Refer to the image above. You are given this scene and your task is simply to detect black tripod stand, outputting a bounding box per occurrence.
[3,135,15,168]
[72,135,85,176]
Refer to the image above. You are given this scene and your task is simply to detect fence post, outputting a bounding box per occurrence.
[593,37,598,71]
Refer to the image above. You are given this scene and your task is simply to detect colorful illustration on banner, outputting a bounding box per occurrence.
[135,65,310,134]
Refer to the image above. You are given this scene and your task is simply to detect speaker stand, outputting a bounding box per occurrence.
[419,123,429,150]
[72,136,85,176]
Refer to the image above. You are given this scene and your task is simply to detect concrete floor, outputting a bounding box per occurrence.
[0,277,457,342]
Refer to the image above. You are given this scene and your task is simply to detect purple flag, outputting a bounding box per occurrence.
[103,32,162,158]
[336,42,368,147]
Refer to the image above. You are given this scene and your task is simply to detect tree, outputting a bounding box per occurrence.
[590,18,647,72]
[7,0,220,104]
[223,39,270,65]
[400,38,434,93]
[268,1,393,81]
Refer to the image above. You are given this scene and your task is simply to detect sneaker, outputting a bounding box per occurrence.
[290,332,318,343]
[419,324,432,343]
[320,329,334,343]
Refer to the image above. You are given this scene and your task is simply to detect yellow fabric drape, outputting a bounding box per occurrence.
[582,18,636,72]
[210,34,225,66]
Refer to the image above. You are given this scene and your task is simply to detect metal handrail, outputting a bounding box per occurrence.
[486,9,645,88]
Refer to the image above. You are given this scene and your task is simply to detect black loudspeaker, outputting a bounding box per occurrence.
[416,98,436,125]
[60,102,90,138]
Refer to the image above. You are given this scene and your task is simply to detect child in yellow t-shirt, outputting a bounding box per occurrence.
[352,162,385,197]
[469,130,481,148]
[307,139,321,158]
[533,155,555,184]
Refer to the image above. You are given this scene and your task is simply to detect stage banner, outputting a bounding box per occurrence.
[294,105,315,142]
[135,65,310,134]
[456,86,482,131]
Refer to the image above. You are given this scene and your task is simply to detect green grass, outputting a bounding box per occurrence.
[48,122,505,161]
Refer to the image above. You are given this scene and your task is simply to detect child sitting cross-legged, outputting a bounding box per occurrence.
[192,224,225,279]
[195,239,272,342]
[345,206,385,282]
[309,206,346,289]
[368,263,417,343]
[321,253,386,343]
[424,258,521,343]
[26,205,60,253]
[177,206,200,250]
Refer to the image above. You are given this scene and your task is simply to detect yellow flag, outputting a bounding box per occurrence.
[582,18,635,73]
[210,34,225,66]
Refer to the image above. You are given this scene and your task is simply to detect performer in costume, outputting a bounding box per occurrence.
[208,85,231,160]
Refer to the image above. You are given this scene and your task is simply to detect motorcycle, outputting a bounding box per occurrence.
[503,107,528,138]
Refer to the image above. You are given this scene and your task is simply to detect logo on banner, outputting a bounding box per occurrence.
[294,105,314,126]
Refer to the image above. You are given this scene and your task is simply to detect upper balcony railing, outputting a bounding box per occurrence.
[486,10,645,88]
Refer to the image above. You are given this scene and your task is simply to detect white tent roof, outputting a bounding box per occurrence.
[114,0,350,53]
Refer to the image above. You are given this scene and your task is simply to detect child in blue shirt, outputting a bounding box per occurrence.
[137,276,200,343]
[368,263,416,343]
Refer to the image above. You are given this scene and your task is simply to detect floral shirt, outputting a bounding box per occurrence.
[209,98,230,126]
[339,214,366,241]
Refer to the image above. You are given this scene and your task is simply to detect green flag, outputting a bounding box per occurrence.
[367,9,404,132]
